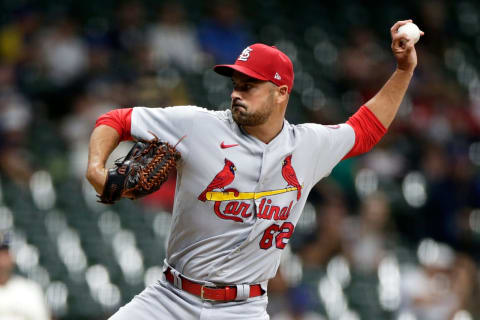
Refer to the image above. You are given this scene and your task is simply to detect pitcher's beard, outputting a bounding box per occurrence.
[231,101,274,127]
[232,108,268,126]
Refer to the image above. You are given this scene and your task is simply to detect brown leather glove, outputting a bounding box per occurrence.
[98,134,183,204]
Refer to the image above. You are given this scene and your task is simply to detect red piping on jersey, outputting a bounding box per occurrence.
[343,105,387,159]
[95,108,133,141]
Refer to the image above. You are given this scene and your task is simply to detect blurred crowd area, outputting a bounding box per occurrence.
[0,0,479,319]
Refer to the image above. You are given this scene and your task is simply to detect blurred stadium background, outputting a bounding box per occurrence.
[0,0,479,319]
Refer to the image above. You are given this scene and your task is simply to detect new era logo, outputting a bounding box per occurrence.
[274,72,281,80]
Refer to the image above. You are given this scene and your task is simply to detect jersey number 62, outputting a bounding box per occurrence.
[259,222,294,250]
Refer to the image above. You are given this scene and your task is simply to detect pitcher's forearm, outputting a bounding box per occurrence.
[365,68,414,129]
[86,125,121,193]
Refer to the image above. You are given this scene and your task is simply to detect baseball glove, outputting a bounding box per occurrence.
[98,133,185,204]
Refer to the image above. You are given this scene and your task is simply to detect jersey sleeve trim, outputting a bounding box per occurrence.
[95,108,133,141]
[343,105,387,159]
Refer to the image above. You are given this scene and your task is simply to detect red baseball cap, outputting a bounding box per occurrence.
[214,43,294,93]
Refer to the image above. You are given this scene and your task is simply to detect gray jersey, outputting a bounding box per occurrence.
[131,106,354,285]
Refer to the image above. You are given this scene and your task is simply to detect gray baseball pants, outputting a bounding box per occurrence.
[108,275,270,320]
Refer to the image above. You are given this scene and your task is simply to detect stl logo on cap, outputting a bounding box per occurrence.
[238,47,253,61]
[213,43,294,93]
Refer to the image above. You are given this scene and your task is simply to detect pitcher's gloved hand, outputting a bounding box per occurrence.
[99,134,184,204]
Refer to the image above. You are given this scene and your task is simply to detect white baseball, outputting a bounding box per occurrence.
[397,22,421,44]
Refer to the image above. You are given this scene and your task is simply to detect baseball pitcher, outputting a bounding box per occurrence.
[86,20,423,320]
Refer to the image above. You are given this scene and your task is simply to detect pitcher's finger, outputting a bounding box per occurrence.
[390,19,413,37]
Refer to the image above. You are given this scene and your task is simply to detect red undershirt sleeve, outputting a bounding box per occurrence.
[95,108,133,141]
[343,105,387,160]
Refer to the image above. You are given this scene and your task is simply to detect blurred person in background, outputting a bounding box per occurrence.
[107,0,146,60]
[60,93,116,179]
[0,6,40,65]
[271,285,325,320]
[36,14,89,119]
[338,27,391,100]
[421,142,480,245]
[342,191,395,274]
[38,16,88,88]
[198,0,252,63]
[0,232,51,320]
[147,2,206,73]
[0,63,33,186]
[298,199,347,267]
[400,240,477,320]
[268,266,325,320]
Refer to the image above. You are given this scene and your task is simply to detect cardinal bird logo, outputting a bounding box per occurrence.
[282,155,302,200]
[198,158,237,202]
